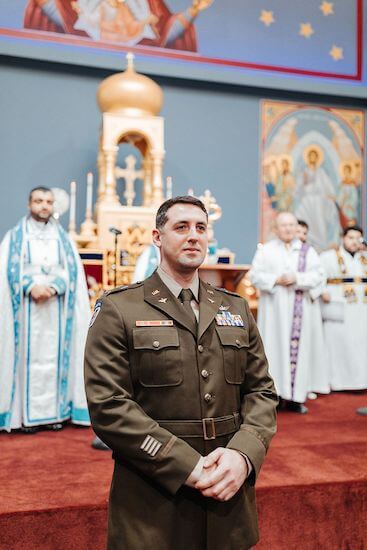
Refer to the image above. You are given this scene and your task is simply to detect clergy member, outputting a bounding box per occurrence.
[249,212,325,413]
[320,225,367,391]
[0,187,91,432]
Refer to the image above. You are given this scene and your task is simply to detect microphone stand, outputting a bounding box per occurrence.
[113,232,118,288]
[109,227,122,288]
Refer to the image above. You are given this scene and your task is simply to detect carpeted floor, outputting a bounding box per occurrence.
[0,391,366,549]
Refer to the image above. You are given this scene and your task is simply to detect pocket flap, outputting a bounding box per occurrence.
[133,327,179,350]
[216,327,249,348]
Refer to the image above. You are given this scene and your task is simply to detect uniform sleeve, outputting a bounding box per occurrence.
[84,295,201,495]
[248,247,278,293]
[226,300,278,483]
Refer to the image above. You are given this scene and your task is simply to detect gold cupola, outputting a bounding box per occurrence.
[95,52,166,249]
[97,52,163,117]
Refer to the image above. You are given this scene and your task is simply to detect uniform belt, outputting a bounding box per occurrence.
[157,413,241,441]
[327,277,367,284]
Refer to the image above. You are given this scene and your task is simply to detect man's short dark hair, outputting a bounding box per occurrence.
[297,220,309,230]
[343,224,363,237]
[156,196,208,230]
[29,186,53,202]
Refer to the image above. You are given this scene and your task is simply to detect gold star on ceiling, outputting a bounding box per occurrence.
[320,1,334,16]
[259,10,275,27]
[329,45,343,61]
[299,23,314,38]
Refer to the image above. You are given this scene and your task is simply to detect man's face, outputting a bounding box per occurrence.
[276,213,297,243]
[343,229,363,254]
[29,190,54,222]
[296,224,308,243]
[153,203,208,273]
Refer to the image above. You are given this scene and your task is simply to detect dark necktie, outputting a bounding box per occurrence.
[179,288,197,326]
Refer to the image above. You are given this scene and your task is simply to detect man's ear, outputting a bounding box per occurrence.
[152,228,162,248]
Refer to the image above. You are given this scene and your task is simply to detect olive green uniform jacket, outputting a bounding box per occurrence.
[84,271,277,550]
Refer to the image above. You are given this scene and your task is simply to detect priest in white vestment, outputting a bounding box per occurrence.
[0,187,91,432]
[249,212,326,413]
[320,225,367,391]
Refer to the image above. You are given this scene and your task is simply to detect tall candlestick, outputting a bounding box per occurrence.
[166,176,172,200]
[86,172,93,216]
[69,180,77,234]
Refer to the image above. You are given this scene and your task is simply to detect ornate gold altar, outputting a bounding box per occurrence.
[74,54,166,294]
[70,54,257,310]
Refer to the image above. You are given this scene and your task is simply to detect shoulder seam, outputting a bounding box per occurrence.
[105,281,144,296]
[215,287,242,298]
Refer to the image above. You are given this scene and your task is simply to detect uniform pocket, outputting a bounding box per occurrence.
[133,327,183,387]
[216,327,249,384]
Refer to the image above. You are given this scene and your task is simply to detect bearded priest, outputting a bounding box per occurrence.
[0,187,91,432]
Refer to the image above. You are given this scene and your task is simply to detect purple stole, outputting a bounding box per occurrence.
[289,243,310,400]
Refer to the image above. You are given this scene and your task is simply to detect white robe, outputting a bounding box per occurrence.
[0,217,91,431]
[307,283,331,395]
[320,247,367,390]
[132,244,160,283]
[249,239,327,403]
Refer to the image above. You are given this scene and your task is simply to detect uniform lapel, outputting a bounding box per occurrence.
[144,272,197,337]
[198,280,223,341]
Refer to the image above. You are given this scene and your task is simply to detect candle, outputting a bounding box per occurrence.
[166,176,172,200]
[69,180,76,232]
[86,172,93,216]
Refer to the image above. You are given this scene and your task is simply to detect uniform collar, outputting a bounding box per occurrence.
[144,271,222,340]
[157,265,199,301]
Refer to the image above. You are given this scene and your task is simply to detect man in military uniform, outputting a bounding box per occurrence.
[84,196,277,550]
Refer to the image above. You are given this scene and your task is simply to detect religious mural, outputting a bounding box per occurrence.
[260,100,365,251]
[21,0,213,51]
[0,1,362,81]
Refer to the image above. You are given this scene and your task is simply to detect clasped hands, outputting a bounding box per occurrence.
[193,447,248,502]
[30,284,56,304]
[276,272,296,286]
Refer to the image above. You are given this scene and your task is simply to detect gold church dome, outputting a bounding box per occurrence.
[97,53,163,117]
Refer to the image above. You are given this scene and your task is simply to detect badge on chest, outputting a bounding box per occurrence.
[136,320,174,327]
[215,312,244,327]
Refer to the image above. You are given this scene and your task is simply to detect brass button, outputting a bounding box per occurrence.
[204,393,212,403]
[152,341,160,348]
[235,339,241,347]
[198,345,204,353]
[201,369,209,379]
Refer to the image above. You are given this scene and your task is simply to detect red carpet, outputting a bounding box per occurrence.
[1,392,366,549]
